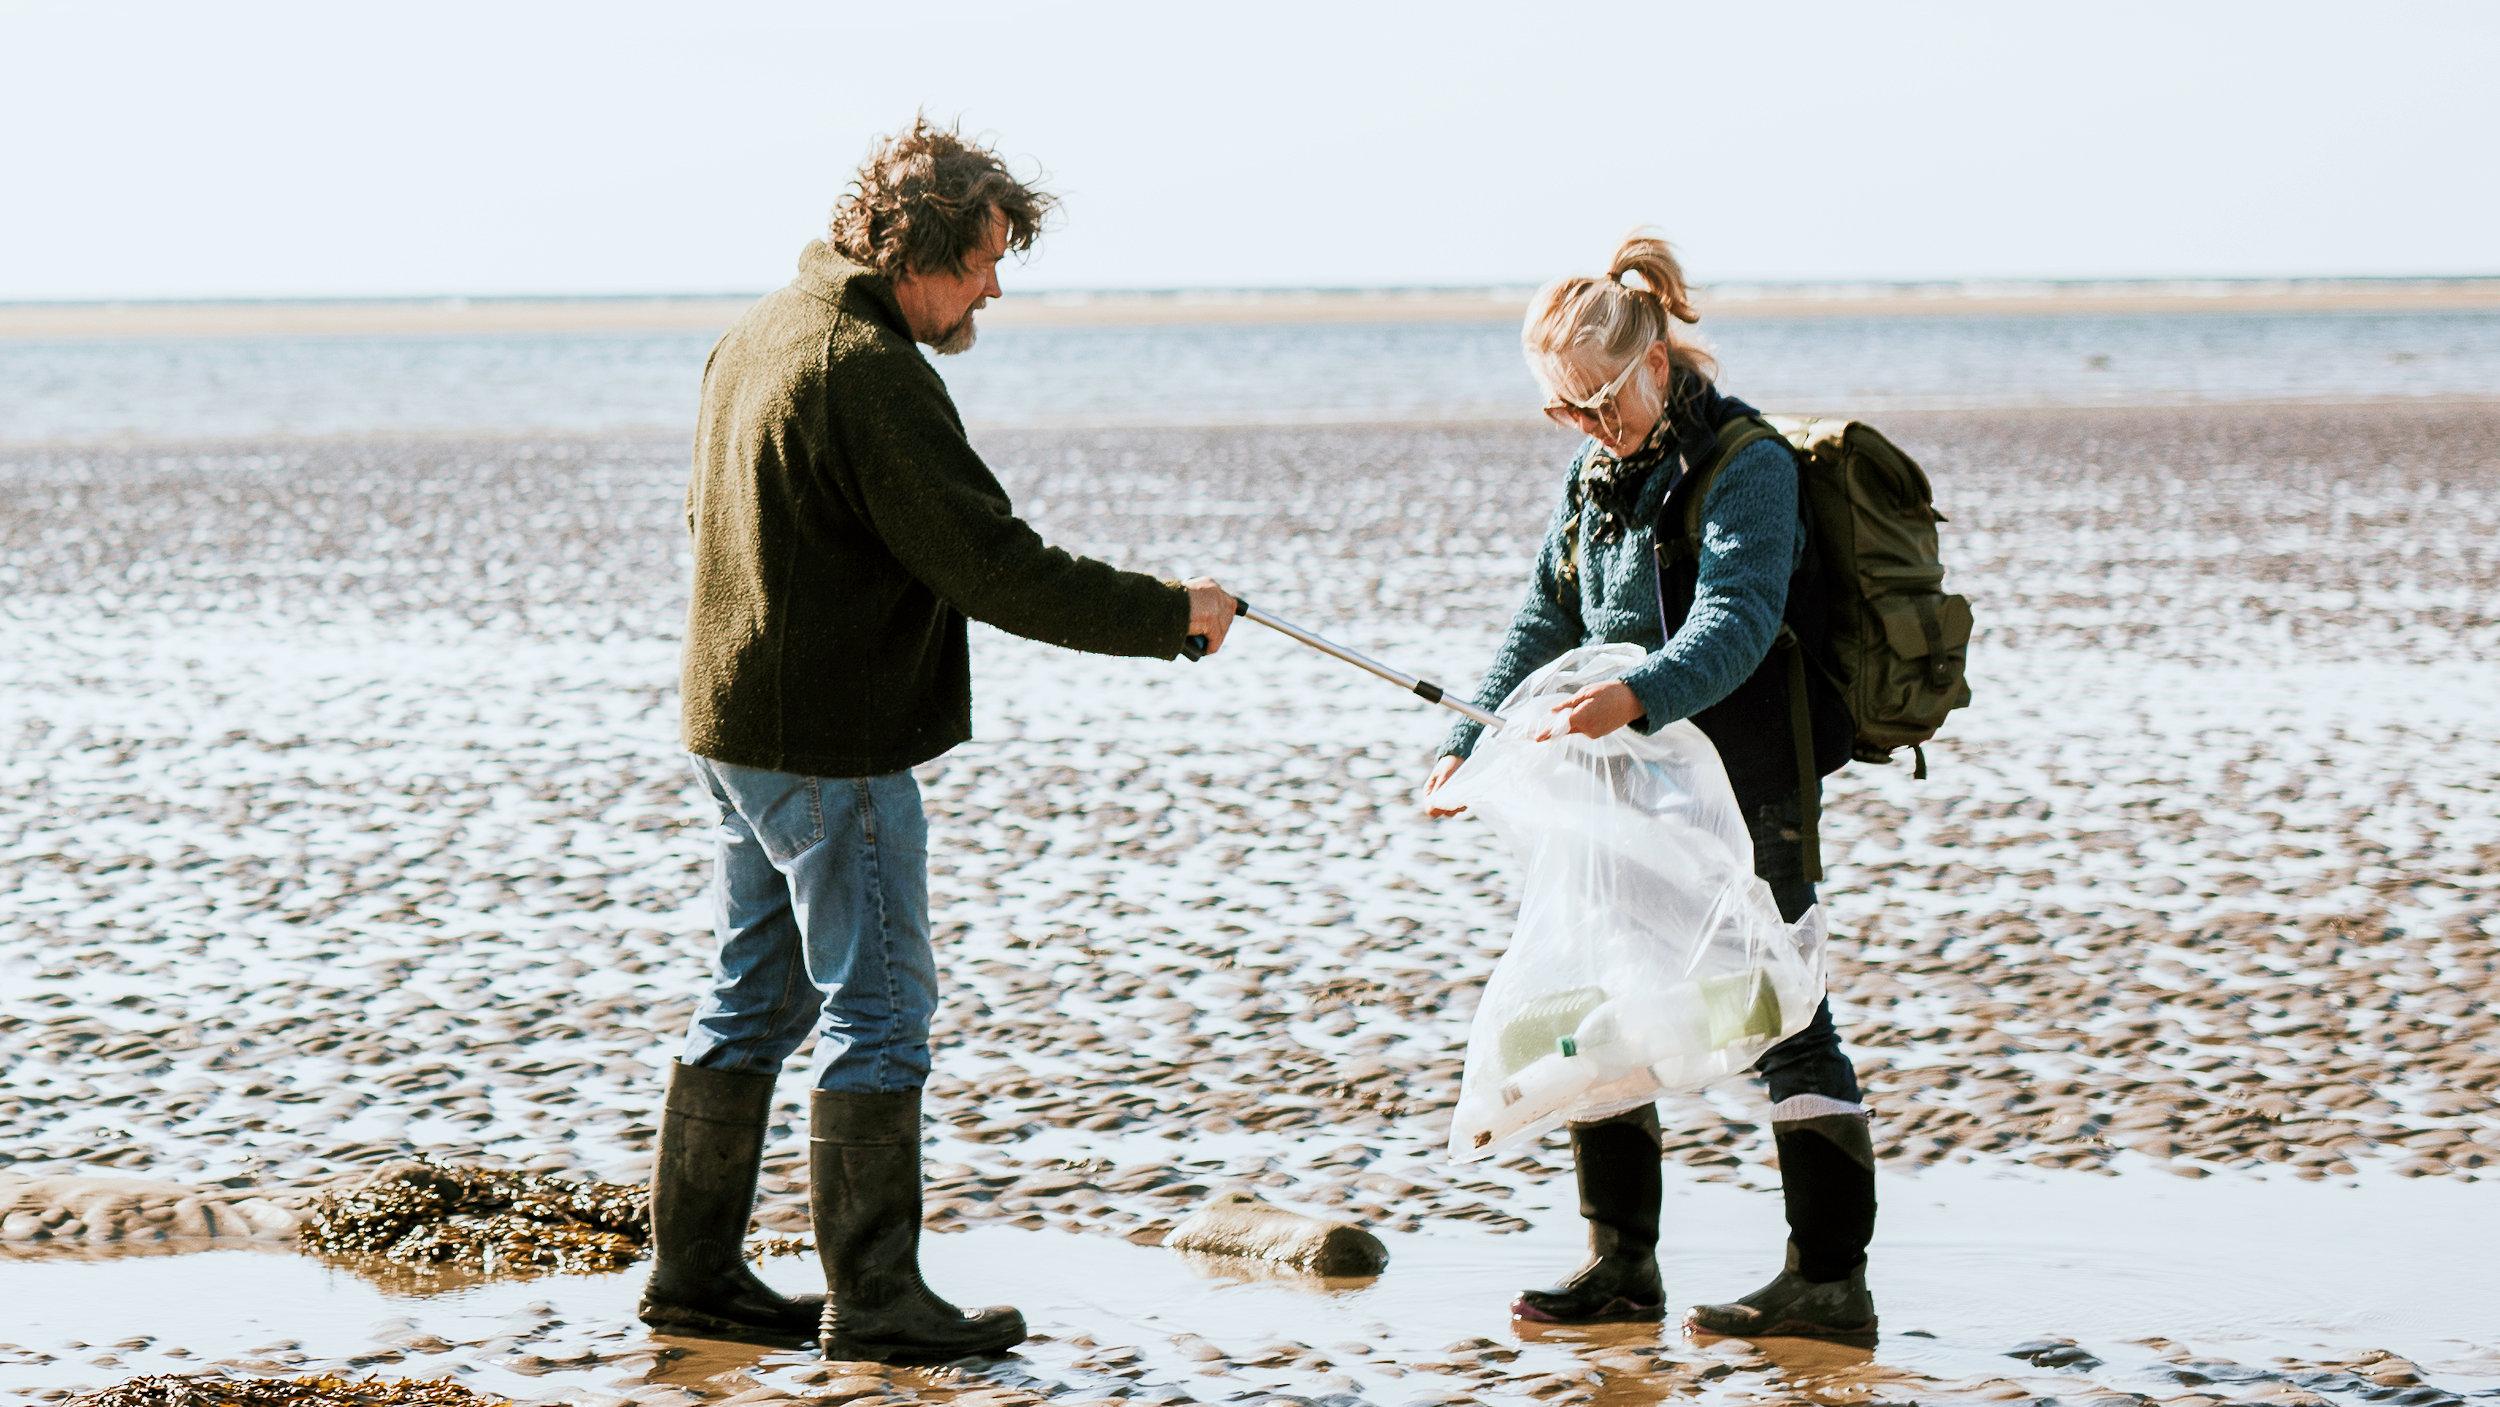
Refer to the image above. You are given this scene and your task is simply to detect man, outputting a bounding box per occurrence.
[641,117,1238,1363]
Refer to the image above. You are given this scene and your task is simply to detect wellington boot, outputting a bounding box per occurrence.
[638,1061,823,1345]
[1513,1105,1665,1324]
[1768,1111,1877,1282]
[811,1088,1026,1364]
[1687,1110,1878,1343]
[1685,1246,1877,1343]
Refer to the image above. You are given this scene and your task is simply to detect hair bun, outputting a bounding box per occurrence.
[1520,227,1719,388]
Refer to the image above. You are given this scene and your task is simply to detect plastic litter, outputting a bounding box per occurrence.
[1433,644,1827,1161]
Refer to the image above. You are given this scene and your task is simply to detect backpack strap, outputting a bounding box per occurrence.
[1652,414,1824,884]
[1669,416,1788,562]
[1777,625,1824,884]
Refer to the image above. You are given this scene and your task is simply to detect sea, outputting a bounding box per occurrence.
[4,299,2499,443]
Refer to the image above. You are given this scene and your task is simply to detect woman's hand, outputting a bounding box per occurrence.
[1423,753,1466,817]
[1534,681,1645,742]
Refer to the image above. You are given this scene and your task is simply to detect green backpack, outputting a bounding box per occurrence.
[1668,416,1975,871]
[1770,416,1973,772]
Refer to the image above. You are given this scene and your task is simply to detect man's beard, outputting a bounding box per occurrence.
[930,313,978,356]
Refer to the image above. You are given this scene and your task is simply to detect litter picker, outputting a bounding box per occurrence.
[1186,599,1502,732]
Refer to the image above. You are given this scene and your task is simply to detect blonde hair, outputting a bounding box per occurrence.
[1523,229,1717,397]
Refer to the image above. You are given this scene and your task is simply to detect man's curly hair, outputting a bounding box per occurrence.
[829,117,1057,279]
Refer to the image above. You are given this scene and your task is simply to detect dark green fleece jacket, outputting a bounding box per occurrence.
[680,241,1192,777]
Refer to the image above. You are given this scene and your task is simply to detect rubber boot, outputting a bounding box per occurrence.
[1687,1111,1878,1342]
[812,1087,1026,1364]
[1512,1105,1665,1324]
[637,1060,824,1344]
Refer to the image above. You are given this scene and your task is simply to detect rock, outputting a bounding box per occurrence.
[2008,1337,2105,1370]
[1164,1190,1388,1276]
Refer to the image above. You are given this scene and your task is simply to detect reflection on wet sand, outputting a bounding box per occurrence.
[8,1167,2500,1403]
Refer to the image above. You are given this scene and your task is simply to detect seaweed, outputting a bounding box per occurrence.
[66,1375,514,1407]
[296,1159,647,1275]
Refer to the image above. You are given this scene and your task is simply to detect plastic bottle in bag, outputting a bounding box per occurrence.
[1467,1045,1659,1153]
[1494,986,1606,1077]
[1558,974,1787,1074]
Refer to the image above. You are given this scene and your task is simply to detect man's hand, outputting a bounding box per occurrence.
[1533,681,1645,742]
[1423,753,1466,817]
[1185,578,1239,654]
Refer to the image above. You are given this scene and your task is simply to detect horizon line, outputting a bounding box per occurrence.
[10,275,2500,341]
[9,271,2500,310]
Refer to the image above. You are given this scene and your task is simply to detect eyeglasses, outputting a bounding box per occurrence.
[1540,354,1649,435]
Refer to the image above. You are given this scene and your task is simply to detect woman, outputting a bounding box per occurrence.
[1425,232,1877,1341]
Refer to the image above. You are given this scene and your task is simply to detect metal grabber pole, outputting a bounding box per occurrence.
[1185,598,1503,732]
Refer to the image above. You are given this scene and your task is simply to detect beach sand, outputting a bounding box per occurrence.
[1,403,2495,1403]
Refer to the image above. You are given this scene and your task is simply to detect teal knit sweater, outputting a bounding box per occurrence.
[1441,437,1801,758]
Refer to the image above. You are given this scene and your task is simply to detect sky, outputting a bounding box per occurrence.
[3,0,2496,299]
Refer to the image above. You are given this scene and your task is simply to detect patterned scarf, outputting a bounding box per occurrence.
[1554,371,1762,604]
[1577,407,1682,545]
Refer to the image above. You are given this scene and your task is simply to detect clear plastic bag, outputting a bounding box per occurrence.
[1434,644,1827,1161]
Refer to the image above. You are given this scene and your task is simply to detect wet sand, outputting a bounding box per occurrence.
[2,403,2496,1402]
[10,1168,2499,1405]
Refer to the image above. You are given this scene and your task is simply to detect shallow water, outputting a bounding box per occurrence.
[5,1167,2496,1404]
[6,307,2500,443]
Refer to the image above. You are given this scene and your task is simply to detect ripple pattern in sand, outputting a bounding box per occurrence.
[4,410,2498,1246]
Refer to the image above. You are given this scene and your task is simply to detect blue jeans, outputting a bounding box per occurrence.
[679,756,938,1092]
[1748,798,1864,1108]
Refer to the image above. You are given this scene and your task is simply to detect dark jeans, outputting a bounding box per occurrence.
[1747,799,1863,1108]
